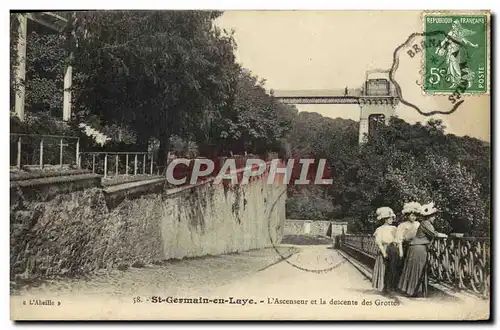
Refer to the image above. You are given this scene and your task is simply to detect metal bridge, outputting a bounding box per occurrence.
[272,70,400,143]
[272,88,363,104]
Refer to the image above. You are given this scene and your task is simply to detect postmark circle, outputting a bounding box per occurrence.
[266,188,346,274]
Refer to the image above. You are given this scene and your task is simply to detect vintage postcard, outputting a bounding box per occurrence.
[9,10,491,321]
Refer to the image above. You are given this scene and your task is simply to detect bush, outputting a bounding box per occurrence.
[285,114,490,237]
[10,112,76,136]
[338,118,490,237]
[286,187,334,220]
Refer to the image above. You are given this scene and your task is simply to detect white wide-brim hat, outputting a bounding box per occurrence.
[420,202,438,216]
[402,202,422,215]
[376,207,396,221]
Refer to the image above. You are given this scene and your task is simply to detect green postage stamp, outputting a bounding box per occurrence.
[423,12,489,94]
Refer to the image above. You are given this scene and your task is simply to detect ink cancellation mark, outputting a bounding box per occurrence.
[423,13,489,94]
[390,30,471,116]
[267,188,345,274]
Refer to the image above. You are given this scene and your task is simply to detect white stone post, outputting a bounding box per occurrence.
[14,14,27,121]
[63,63,72,121]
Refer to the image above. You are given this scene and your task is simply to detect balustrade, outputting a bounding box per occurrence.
[79,151,158,179]
[339,233,490,298]
[10,133,80,170]
[427,237,490,298]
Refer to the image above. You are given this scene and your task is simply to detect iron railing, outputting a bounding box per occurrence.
[342,234,379,257]
[79,151,159,179]
[427,237,490,298]
[338,233,490,298]
[10,133,80,169]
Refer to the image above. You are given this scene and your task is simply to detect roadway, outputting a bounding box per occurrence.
[10,238,489,320]
[204,245,489,320]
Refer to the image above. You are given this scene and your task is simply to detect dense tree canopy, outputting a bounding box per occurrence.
[285,113,490,237]
[214,69,294,155]
[11,11,296,160]
[70,11,239,155]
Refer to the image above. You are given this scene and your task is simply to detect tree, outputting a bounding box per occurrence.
[11,11,300,160]
[210,68,294,155]
[284,111,490,237]
[286,187,334,220]
[70,11,238,157]
[426,156,488,235]
[10,13,68,116]
[336,117,490,236]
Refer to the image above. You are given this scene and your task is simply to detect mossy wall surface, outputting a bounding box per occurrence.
[10,175,286,280]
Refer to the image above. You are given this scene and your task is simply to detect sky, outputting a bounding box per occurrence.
[215,11,490,142]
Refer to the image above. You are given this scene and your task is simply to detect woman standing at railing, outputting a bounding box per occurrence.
[398,202,448,297]
[395,202,421,262]
[372,207,399,293]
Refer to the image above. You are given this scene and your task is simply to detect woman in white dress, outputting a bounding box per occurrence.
[372,207,399,293]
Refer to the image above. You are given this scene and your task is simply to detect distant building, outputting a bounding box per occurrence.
[284,219,348,237]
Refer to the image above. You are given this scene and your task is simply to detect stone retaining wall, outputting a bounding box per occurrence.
[10,171,286,280]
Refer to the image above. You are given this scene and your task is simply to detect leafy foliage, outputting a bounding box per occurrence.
[70,11,239,155]
[10,112,74,136]
[211,69,294,155]
[24,31,66,116]
[286,186,336,220]
[11,11,296,160]
[285,114,490,237]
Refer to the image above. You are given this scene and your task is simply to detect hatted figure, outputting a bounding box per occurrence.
[398,202,448,297]
[372,207,399,293]
[395,202,421,263]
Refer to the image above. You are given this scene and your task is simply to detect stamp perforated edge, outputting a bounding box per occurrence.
[420,10,491,97]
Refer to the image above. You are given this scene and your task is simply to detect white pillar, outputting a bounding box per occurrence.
[14,14,27,122]
[358,116,369,144]
[63,62,72,121]
[63,14,75,122]
[358,99,397,144]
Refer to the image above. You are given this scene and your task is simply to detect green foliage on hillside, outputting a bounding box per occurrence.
[285,112,490,237]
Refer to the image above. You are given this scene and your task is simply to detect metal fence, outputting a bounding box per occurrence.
[338,233,490,298]
[79,151,159,179]
[427,237,490,298]
[10,133,80,169]
[343,234,379,257]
